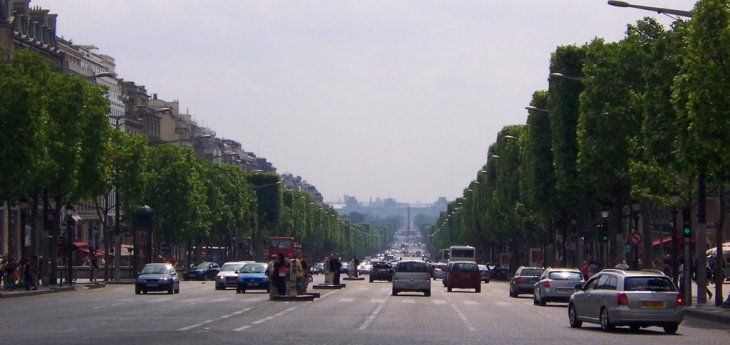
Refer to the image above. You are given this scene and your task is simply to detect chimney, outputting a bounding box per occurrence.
[153,93,157,100]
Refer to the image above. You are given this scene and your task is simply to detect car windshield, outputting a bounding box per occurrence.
[194,262,210,269]
[397,262,428,272]
[141,265,170,274]
[478,265,487,270]
[221,263,244,272]
[548,271,583,280]
[240,263,267,274]
[453,263,478,272]
[624,277,676,292]
[520,269,543,276]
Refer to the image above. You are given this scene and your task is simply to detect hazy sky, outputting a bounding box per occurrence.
[34,0,690,204]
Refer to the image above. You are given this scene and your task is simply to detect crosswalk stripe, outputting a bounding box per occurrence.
[339,298,354,303]
[433,300,447,305]
[402,299,415,304]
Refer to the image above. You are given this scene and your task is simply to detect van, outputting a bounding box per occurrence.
[392,260,431,297]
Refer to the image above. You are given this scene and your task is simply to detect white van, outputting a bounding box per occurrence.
[392,260,431,297]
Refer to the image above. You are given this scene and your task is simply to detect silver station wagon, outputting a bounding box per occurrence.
[568,269,684,334]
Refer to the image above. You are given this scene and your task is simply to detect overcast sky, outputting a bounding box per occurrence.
[34,0,691,205]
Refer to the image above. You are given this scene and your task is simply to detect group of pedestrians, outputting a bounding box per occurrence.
[581,259,603,279]
[0,254,43,291]
[268,251,311,296]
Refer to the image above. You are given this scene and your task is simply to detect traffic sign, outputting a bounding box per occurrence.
[629,232,643,245]
[624,243,633,254]
[160,242,170,254]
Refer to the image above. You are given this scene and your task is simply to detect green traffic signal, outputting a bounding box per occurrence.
[683,227,691,235]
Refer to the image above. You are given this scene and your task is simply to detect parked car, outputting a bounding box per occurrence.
[392,260,431,296]
[568,269,684,334]
[135,263,180,294]
[478,264,491,283]
[236,262,270,293]
[215,261,253,290]
[509,266,544,297]
[369,261,393,282]
[445,261,481,293]
[533,268,584,306]
[185,261,221,281]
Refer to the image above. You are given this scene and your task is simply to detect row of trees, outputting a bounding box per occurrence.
[0,49,392,269]
[428,0,729,298]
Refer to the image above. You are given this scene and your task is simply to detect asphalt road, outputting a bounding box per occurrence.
[1,273,728,345]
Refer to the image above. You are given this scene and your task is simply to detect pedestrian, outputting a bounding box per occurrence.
[330,254,342,285]
[301,252,311,284]
[587,260,597,278]
[352,255,360,278]
[273,252,287,296]
[22,255,32,291]
[293,252,305,295]
[6,257,18,290]
[36,255,43,289]
[169,256,178,269]
[91,255,99,283]
[581,260,588,278]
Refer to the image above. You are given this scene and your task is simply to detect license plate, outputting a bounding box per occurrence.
[147,283,157,287]
[558,288,573,293]
[642,301,666,308]
[407,284,418,289]
[227,278,236,283]
[247,282,259,286]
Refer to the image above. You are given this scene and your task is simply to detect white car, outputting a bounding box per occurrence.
[215,261,254,290]
[392,260,431,297]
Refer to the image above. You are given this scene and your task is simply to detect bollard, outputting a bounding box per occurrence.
[324,258,333,285]
[349,259,356,279]
[723,292,730,309]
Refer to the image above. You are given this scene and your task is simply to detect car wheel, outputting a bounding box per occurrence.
[168,285,174,294]
[424,290,431,297]
[392,288,398,296]
[174,286,180,294]
[629,325,640,332]
[568,304,582,328]
[663,324,679,334]
[447,284,452,292]
[369,277,373,283]
[135,288,141,295]
[241,289,246,294]
[538,293,546,306]
[475,286,480,293]
[599,308,614,332]
[533,295,539,305]
[142,290,148,294]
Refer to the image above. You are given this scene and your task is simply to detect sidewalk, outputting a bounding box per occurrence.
[0,285,76,299]
[684,281,730,325]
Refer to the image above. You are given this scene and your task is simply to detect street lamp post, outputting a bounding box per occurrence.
[19,197,29,262]
[631,203,641,269]
[63,202,75,287]
[607,1,692,18]
[92,227,99,283]
[669,194,680,285]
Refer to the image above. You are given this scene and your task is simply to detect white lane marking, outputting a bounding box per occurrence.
[450,302,476,332]
[315,290,340,301]
[358,287,369,290]
[179,298,203,303]
[177,307,252,331]
[536,310,562,323]
[371,299,386,304]
[494,301,510,307]
[339,298,354,303]
[402,299,415,304]
[359,303,385,330]
[433,300,447,305]
[463,301,478,306]
[252,316,274,324]
[210,298,229,303]
[232,325,251,332]
[147,297,173,303]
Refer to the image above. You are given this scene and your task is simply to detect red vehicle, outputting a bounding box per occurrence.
[445,261,481,293]
[267,236,301,258]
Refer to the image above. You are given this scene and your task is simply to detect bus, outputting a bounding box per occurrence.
[448,245,476,262]
[438,249,450,263]
[267,236,302,258]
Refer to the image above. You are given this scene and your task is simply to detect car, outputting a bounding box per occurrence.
[369,261,393,282]
[431,263,447,280]
[478,264,491,283]
[135,263,180,294]
[358,261,372,275]
[185,261,221,281]
[215,261,253,290]
[489,264,510,281]
[236,262,270,293]
[340,262,350,274]
[533,268,584,306]
[509,266,544,297]
[445,261,481,293]
[311,262,324,275]
[392,260,431,296]
[568,269,684,334]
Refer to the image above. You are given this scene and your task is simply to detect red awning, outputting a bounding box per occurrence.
[652,235,696,247]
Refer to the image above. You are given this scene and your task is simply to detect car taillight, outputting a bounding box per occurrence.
[677,293,683,305]
[542,280,550,288]
[617,292,629,306]
[516,278,522,284]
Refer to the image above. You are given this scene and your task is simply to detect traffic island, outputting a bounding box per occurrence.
[312,283,345,289]
[84,282,106,289]
[271,294,314,302]
[304,292,320,298]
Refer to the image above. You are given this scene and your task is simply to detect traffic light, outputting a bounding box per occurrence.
[600,223,609,243]
[682,207,691,239]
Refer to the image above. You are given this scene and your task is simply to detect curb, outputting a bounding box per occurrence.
[101,280,135,285]
[685,306,730,325]
[84,283,106,289]
[0,285,76,299]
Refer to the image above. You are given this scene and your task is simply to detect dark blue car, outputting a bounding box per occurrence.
[236,263,270,293]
